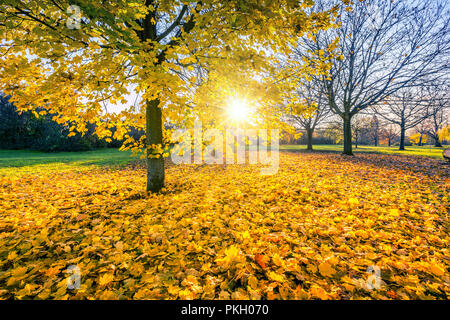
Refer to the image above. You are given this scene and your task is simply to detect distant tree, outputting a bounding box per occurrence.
[323,120,343,144]
[287,79,331,150]
[422,83,449,147]
[368,115,380,146]
[410,132,428,146]
[374,87,430,150]
[380,125,399,147]
[295,0,450,155]
[437,125,450,144]
[351,115,371,149]
[413,122,429,146]
[0,93,129,151]
[0,93,34,149]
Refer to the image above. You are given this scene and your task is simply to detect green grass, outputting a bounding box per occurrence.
[0,144,446,176]
[280,144,447,159]
[0,148,137,175]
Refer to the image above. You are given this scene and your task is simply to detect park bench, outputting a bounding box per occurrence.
[444,149,450,162]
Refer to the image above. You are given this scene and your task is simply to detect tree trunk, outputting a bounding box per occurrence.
[434,135,442,147]
[418,134,423,146]
[306,128,313,151]
[146,98,165,193]
[373,115,379,146]
[388,137,391,147]
[399,123,406,150]
[343,113,353,155]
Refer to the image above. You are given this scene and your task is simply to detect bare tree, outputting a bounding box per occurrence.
[422,83,449,147]
[374,87,430,150]
[380,125,399,147]
[367,114,380,146]
[323,120,343,144]
[414,121,429,146]
[351,115,371,149]
[295,0,450,155]
[288,79,331,150]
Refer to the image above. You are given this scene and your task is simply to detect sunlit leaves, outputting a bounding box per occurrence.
[0,152,448,299]
[0,0,338,154]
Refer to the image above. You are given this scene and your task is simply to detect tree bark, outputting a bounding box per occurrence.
[373,118,379,146]
[434,135,442,147]
[343,113,353,155]
[399,123,406,150]
[306,128,313,151]
[146,98,165,193]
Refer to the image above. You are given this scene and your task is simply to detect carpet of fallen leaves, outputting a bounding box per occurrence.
[0,152,448,300]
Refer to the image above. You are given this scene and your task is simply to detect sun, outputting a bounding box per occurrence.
[227,98,251,122]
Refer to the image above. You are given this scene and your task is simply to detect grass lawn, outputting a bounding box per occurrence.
[0,144,447,175]
[280,144,447,160]
[0,149,137,175]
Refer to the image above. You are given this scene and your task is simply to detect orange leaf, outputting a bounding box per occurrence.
[255,254,267,269]
[387,290,398,299]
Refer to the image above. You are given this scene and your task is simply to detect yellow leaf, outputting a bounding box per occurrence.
[307,264,317,274]
[248,275,258,290]
[215,245,243,268]
[389,208,400,217]
[349,198,359,207]
[268,271,285,282]
[11,266,27,277]
[272,253,284,267]
[429,265,445,277]
[318,261,336,277]
[309,284,329,299]
[98,273,114,287]
[7,251,17,260]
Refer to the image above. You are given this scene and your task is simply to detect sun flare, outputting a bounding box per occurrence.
[227,98,251,122]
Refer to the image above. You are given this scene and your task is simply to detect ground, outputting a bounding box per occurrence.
[0,149,133,175]
[0,148,448,299]
[281,144,447,159]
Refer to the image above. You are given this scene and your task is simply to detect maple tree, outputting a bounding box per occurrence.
[1,0,448,303]
[0,0,338,192]
[409,132,428,146]
[438,125,450,143]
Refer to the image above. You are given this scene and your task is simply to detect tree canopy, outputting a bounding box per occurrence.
[0,0,339,191]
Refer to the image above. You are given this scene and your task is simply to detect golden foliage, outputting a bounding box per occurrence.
[0,1,342,154]
[0,153,448,299]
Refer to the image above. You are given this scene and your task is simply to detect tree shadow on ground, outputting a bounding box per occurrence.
[285,150,449,179]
